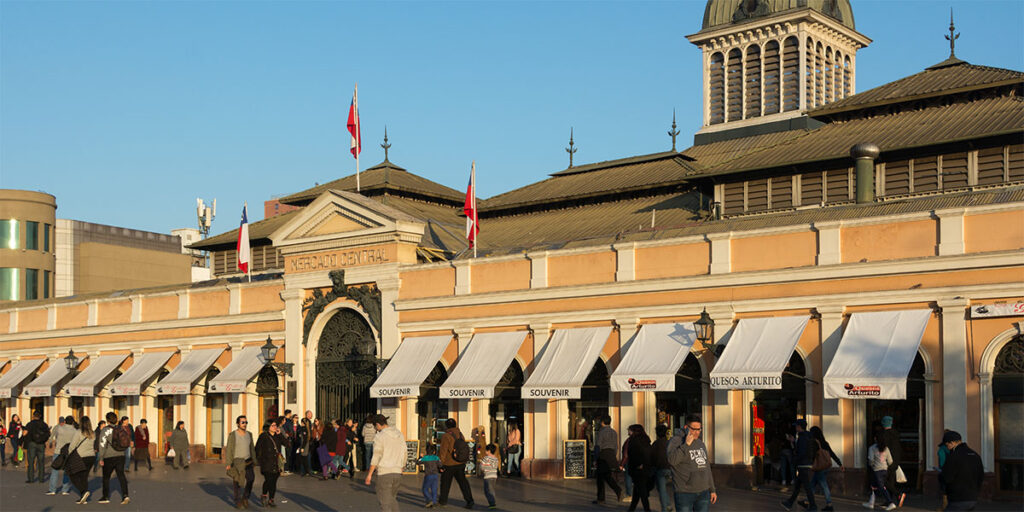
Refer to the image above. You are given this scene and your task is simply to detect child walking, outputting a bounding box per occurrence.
[418,444,441,508]
[863,430,897,511]
[480,443,500,510]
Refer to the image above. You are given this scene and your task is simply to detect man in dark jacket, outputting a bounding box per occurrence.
[651,424,672,512]
[23,410,49,483]
[593,414,623,504]
[782,419,817,512]
[880,416,905,507]
[940,431,984,511]
[437,418,474,508]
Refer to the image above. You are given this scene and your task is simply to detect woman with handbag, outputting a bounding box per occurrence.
[255,420,282,507]
[170,421,190,469]
[506,424,522,476]
[802,426,843,512]
[8,414,22,468]
[67,416,96,505]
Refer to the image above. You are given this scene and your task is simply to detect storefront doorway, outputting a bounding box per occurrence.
[316,309,377,424]
[70,396,84,421]
[490,361,525,455]
[205,368,224,458]
[753,352,806,484]
[568,360,609,477]
[257,366,279,427]
[417,362,449,448]
[156,395,174,457]
[655,353,703,430]
[993,335,1023,493]
[30,397,44,421]
[866,352,926,491]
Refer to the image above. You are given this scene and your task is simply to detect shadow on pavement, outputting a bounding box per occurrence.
[197,478,236,507]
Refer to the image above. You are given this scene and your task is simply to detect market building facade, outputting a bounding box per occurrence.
[1,0,1022,497]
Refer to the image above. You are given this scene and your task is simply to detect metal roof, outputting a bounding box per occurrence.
[278,159,464,206]
[190,208,301,249]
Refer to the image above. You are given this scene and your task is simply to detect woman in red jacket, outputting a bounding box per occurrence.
[133,419,151,471]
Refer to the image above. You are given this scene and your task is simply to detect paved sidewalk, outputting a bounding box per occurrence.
[1,462,1021,511]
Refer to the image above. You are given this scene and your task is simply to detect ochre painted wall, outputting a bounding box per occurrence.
[142,295,179,323]
[1,319,283,352]
[964,211,1024,253]
[189,290,230,318]
[399,267,455,299]
[547,251,616,287]
[635,243,709,280]
[731,231,817,272]
[841,220,936,263]
[56,304,88,330]
[241,285,284,314]
[18,308,47,332]
[97,300,131,326]
[470,260,531,294]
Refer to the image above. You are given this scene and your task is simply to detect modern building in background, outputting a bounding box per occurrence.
[0,189,57,301]
[171,227,213,282]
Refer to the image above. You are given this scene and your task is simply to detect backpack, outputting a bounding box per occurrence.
[111,426,132,452]
[811,439,831,471]
[452,433,470,464]
[30,423,50,444]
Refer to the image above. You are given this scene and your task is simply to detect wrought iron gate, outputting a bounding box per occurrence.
[316,308,377,423]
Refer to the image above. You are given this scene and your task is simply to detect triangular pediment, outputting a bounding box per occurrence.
[270,190,425,250]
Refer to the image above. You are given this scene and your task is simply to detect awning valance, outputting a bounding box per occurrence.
[0,359,45,399]
[110,352,174,396]
[441,332,528,399]
[25,356,86,397]
[611,323,698,392]
[209,346,270,393]
[66,354,128,396]
[522,326,613,400]
[370,335,452,398]
[710,316,810,390]
[824,309,931,400]
[157,348,223,395]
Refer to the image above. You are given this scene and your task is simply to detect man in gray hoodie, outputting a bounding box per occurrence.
[668,414,717,511]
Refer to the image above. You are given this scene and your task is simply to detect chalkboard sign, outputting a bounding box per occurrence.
[403,440,421,474]
[563,440,587,479]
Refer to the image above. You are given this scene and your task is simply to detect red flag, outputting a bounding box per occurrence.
[464,162,479,249]
[237,204,250,274]
[347,85,361,158]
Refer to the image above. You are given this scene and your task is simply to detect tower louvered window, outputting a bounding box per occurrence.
[800,171,824,205]
[941,152,969,190]
[723,181,745,215]
[763,41,781,114]
[976,146,1006,185]
[709,52,725,125]
[805,38,815,108]
[727,49,744,122]
[884,160,911,196]
[824,47,834,104]
[842,55,852,98]
[782,37,800,112]
[814,42,824,108]
[825,168,851,202]
[1009,144,1024,181]
[913,156,939,192]
[770,176,793,209]
[747,179,769,211]
[745,45,762,118]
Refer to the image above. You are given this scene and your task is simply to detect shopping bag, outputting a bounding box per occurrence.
[18,446,25,461]
[894,465,907,484]
[167,447,176,458]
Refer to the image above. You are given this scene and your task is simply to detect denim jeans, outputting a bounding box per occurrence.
[422,473,439,504]
[785,466,817,511]
[624,468,634,496]
[48,460,72,493]
[26,441,45,482]
[674,489,711,512]
[655,468,673,511]
[124,448,131,469]
[483,478,497,506]
[364,444,373,472]
[506,448,520,474]
[810,469,832,504]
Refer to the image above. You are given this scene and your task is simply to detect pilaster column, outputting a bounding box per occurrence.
[130,295,142,323]
[528,323,551,460]
[936,209,966,256]
[816,305,845,464]
[614,243,636,282]
[453,327,474,432]
[527,252,548,289]
[707,232,731,274]
[8,308,17,333]
[229,284,242,315]
[87,300,98,327]
[47,305,57,330]
[615,318,640,432]
[280,289,304,413]
[454,261,472,296]
[176,290,189,319]
[377,278,401,360]
[707,306,734,464]
[978,372,994,470]
[938,297,970,439]
[814,221,841,265]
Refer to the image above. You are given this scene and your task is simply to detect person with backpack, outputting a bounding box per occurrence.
[438,418,475,509]
[781,419,817,512]
[799,426,843,512]
[97,411,130,505]
[24,410,50,483]
[120,417,133,471]
[46,415,77,495]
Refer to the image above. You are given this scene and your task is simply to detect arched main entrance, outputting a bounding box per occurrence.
[753,352,806,485]
[316,308,377,423]
[993,335,1023,492]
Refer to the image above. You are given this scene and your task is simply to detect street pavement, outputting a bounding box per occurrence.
[2,461,1021,511]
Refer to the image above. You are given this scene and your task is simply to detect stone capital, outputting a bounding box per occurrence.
[279,289,304,302]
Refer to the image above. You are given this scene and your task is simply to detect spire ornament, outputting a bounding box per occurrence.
[668,109,680,151]
[381,126,392,162]
[565,128,577,168]
[945,8,959,58]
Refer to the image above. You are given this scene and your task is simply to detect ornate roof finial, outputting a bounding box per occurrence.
[381,126,392,162]
[565,127,577,168]
[945,8,960,58]
[668,109,680,152]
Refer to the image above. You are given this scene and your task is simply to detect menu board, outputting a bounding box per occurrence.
[403,440,421,474]
[563,440,587,479]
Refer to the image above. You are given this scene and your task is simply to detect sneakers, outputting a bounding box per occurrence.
[425,503,435,508]
[781,500,793,511]
[884,504,897,511]
[46,492,57,496]
[862,503,874,509]
[77,491,90,505]
[62,491,71,495]
[898,493,906,508]
[121,497,131,505]
[822,505,834,512]
[98,498,111,504]
[488,506,497,510]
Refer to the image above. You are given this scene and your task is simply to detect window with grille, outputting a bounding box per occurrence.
[709,53,725,125]
[782,37,800,112]
[825,168,851,202]
[1009,144,1024,182]
[727,49,744,122]
[747,179,769,211]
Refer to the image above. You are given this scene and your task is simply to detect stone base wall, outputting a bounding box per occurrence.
[521,458,564,480]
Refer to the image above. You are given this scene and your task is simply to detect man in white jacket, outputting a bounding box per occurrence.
[364,414,406,512]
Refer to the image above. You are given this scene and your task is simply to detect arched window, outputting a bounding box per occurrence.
[833,51,844,99]
[726,48,744,122]
[709,52,726,124]
[782,37,800,112]
[805,37,815,108]
[843,56,852,98]
[824,47,834,104]
[744,44,762,119]
[814,42,824,107]
[763,40,781,114]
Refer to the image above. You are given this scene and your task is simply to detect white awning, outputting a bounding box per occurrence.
[522,326,613,400]
[110,352,174,396]
[25,356,86,397]
[66,354,128,396]
[370,336,452,398]
[611,323,698,392]
[0,359,45,399]
[208,346,267,393]
[157,348,223,395]
[824,309,931,400]
[710,316,810,390]
[441,332,528,399]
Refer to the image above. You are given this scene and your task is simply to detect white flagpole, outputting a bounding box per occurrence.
[355,83,361,193]
[244,201,251,283]
[472,161,478,259]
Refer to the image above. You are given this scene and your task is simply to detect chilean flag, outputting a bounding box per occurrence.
[464,162,479,249]
[347,85,361,158]
[237,204,251,274]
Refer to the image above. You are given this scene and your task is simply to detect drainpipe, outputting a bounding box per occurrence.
[851,143,880,204]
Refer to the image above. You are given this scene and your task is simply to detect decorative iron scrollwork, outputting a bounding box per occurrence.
[994,336,1024,375]
[256,366,279,393]
[302,270,382,345]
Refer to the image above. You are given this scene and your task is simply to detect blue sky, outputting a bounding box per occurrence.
[2,1,1022,235]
